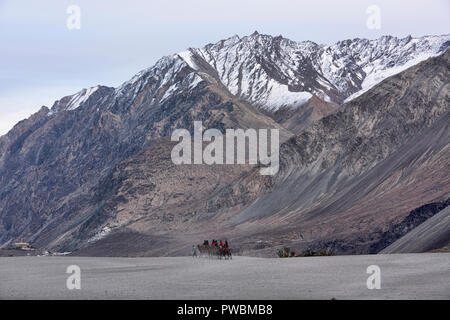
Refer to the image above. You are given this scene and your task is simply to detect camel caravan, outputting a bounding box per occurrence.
[193,240,232,260]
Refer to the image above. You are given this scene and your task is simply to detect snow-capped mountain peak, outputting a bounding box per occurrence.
[50,33,450,115]
[177,33,449,109]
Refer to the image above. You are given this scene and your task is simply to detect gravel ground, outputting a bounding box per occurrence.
[0,253,449,300]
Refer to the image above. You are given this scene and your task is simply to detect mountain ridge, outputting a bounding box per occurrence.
[0,33,449,256]
[14,32,447,123]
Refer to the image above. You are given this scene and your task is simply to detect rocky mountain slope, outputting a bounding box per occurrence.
[0,56,286,249]
[380,205,450,254]
[371,199,449,253]
[0,33,449,256]
[74,49,450,257]
[182,49,450,256]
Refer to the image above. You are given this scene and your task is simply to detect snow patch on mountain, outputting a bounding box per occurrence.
[264,80,312,110]
[67,86,100,110]
[343,35,449,102]
[113,54,196,107]
[345,53,434,102]
[178,50,198,70]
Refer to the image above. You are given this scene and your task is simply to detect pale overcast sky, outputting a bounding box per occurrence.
[0,0,449,135]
